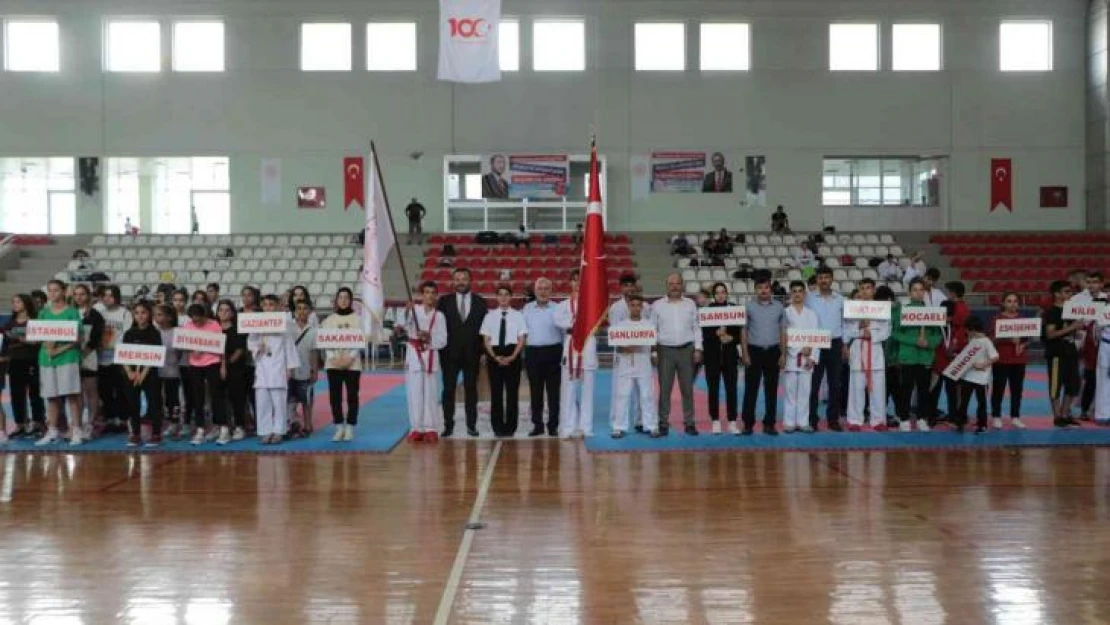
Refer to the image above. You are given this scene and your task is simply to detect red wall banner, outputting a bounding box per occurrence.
[990,158,1012,212]
[343,156,364,211]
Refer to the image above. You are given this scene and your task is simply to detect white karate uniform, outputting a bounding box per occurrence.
[1095,322,1110,423]
[782,305,820,430]
[611,322,658,433]
[249,331,300,437]
[554,298,597,437]
[843,317,891,426]
[404,306,449,433]
[608,299,654,428]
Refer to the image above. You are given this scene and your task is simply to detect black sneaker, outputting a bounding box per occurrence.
[467,428,479,437]
[741,426,754,436]
[974,425,987,434]
[659,426,670,436]
[684,425,699,436]
[441,428,454,438]
[828,422,843,432]
[1053,417,1072,429]
[528,428,545,437]
[634,425,645,434]
[763,425,778,436]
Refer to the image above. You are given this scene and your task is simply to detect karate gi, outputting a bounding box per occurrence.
[611,322,658,433]
[405,306,448,433]
[783,305,820,430]
[554,297,597,437]
[249,330,300,438]
[1095,320,1110,424]
[843,316,891,426]
[608,299,653,428]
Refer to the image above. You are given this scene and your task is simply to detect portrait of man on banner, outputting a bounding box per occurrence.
[702,152,733,193]
[482,153,510,199]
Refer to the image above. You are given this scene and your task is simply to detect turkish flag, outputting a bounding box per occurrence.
[990,158,1012,212]
[569,138,609,376]
[344,156,365,211]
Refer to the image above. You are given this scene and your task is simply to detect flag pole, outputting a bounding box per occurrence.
[369,140,415,301]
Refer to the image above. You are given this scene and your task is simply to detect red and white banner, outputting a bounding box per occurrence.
[607,324,657,347]
[787,329,832,349]
[114,343,167,367]
[437,0,502,84]
[900,306,947,327]
[172,329,226,354]
[844,300,891,321]
[317,328,367,350]
[238,312,288,334]
[995,317,1042,339]
[991,158,1012,212]
[344,156,365,211]
[1064,301,1106,321]
[296,186,326,209]
[943,342,985,381]
[698,306,746,327]
[26,320,79,342]
[571,138,610,370]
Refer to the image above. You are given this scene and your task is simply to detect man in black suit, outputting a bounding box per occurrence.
[702,152,733,193]
[437,267,489,437]
[482,154,510,199]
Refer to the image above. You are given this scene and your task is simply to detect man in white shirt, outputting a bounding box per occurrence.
[480,285,527,437]
[554,270,596,438]
[877,254,902,282]
[653,273,703,436]
[523,278,563,437]
[922,268,948,307]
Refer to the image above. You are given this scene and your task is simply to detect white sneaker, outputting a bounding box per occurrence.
[728,422,740,435]
[232,427,246,441]
[69,432,84,446]
[711,421,722,435]
[341,425,354,441]
[992,418,1003,430]
[191,428,205,445]
[1012,418,1026,430]
[205,428,220,442]
[917,421,931,432]
[332,426,346,442]
[899,421,912,432]
[216,426,231,445]
[35,428,60,446]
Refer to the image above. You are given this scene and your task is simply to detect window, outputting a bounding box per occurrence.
[367,22,416,71]
[300,23,351,71]
[153,157,230,234]
[534,20,585,71]
[822,157,941,206]
[499,20,519,71]
[4,20,60,72]
[106,21,161,72]
[635,23,684,71]
[829,23,878,71]
[1000,20,1052,71]
[699,23,750,71]
[173,21,224,72]
[0,158,74,234]
[105,158,141,234]
[892,23,941,71]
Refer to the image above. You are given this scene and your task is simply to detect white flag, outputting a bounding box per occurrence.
[361,149,395,340]
[437,0,502,83]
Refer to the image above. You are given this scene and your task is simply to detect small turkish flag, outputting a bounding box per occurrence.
[344,156,365,211]
[990,158,1011,212]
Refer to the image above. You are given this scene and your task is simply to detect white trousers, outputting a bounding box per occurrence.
[782,371,811,429]
[559,368,595,437]
[612,375,657,432]
[610,371,642,427]
[847,368,886,426]
[406,371,442,433]
[256,388,288,437]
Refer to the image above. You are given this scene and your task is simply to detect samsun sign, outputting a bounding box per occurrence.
[607,324,658,347]
[787,329,832,349]
[995,318,1042,339]
[844,300,891,321]
[697,306,746,328]
[237,312,288,334]
[114,343,167,367]
[26,320,79,342]
[899,306,947,327]
[172,329,227,355]
[316,329,366,350]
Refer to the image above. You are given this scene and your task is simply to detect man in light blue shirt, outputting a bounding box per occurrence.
[805,266,846,431]
[523,278,563,436]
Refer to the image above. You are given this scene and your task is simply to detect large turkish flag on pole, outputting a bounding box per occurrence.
[990,158,1012,212]
[344,156,365,211]
[570,137,609,370]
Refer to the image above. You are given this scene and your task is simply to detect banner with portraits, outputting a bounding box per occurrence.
[637,151,765,202]
[481,153,569,199]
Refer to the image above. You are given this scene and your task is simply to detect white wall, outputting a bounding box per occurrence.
[0,0,1088,233]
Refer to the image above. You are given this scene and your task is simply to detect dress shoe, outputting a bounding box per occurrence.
[441,427,454,438]
[684,425,699,436]
[528,427,545,437]
[828,422,844,432]
[763,424,779,436]
[467,428,479,437]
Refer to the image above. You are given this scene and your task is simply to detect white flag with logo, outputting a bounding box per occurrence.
[437,0,502,83]
[361,148,396,341]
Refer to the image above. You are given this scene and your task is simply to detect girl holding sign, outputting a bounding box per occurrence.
[321,287,363,442]
[989,292,1028,429]
[702,282,742,434]
[72,284,104,440]
[120,301,164,447]
[890,278,943,432]
[35,280,82,446]
[217,300,249,445]
[184,303,226,445]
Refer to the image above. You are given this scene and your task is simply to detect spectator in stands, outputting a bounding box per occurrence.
[654,273,702,437]
[206,283,221,308]
[794,244,817,273]
[670,233,693,257]
[877,254,902,281]
[499,268,512,281]
[771,206,790,234]
[514,223,531,250]
[523,278,562,437]
[481,284,528,437]
[771,281,787,298]
[438,267,488,437]
[405,197,427,245]
[703,282,741,434]
[702,152,732,193]
[718,228,732,244]
[922,268,947,307]
[903,252,927,286]
[31,290,46,313]
[3,294,46,439]
[572,223,584,249]
[741,274,785,435]
[806,267,846,431]
[441,243,457,257]
[703,232,719,256]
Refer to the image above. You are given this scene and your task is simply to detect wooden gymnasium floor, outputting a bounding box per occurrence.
[1,442,1109,624]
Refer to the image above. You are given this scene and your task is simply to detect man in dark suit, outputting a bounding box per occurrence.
[482,154,510,199]
[702,152,733,193]
[437,267,489,437]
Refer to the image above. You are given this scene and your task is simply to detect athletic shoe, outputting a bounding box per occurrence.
[711,421,722,435]
[611,430,625,439]
[728,422,740,434]
[917,421,931,432]
[35,429,59,446]
[146,435,162,447]
[763,425,778,436]
[232,427,246,441]
[69,432,84,446]
[975,425,987,434]
[1012,418,1026,429]
[205,428,220,442]
[782,426,795,434]
[828,422,844,432]
[191,428,205,445]
[649,429,663,438]
[685,425,699,436]
[216,426,231,445]
[408,431,425,443]
[801,426,815,434]
[342,425,354,441]
[1054,417,1072,428]
[126,435,141,447]
[992,418,1004,430]
[899,421,912,432]
[848,424,862,432]
[740,426,754,436]
[467,428,479,437]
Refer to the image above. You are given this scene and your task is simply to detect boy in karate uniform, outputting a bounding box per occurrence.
[611,295,659,438]
[249,295,300,444]
[843,278,891,431]
[554,269,597,439]
[403,281,448,442]
[1094,299,1110,426]
[782,281,819,433]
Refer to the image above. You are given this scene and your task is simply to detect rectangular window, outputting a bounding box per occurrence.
[367,22,417,71]
[534,20,585,71]
[892,23,941,71]
[635,22,685,71]
[106,21,161,72]
[172,21,224,72]
[1000,20,1052,71]
[105,158,141,234]
[822,157,941,207]
[829,23,878,71]
[0,158,74,234]
[4,20,60,72]
[300,23,351,71]
[499,20,519,71]
[699,23,750,71]
[152,157,230,234]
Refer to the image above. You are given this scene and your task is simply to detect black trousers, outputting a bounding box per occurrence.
[704,348,739,421]
[441,351,480,431]
[162,377,181,415]
[525,345,562,432]
[885,367,901,424]
[742,345,780,428]
[955,380,988,428]
[8,359,45,426]
[991,363,1026,418]
[326,369,360,425]
[897,364,932,422]
[488,346,522,436]
[180,365,193,419]
[187,364,224,428]
[122,369,163,436]
[98,365,125,422]
[218,367,249,429]
[809,338,843,426]
[1081,367,1096,414]
[929,374,958,417]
